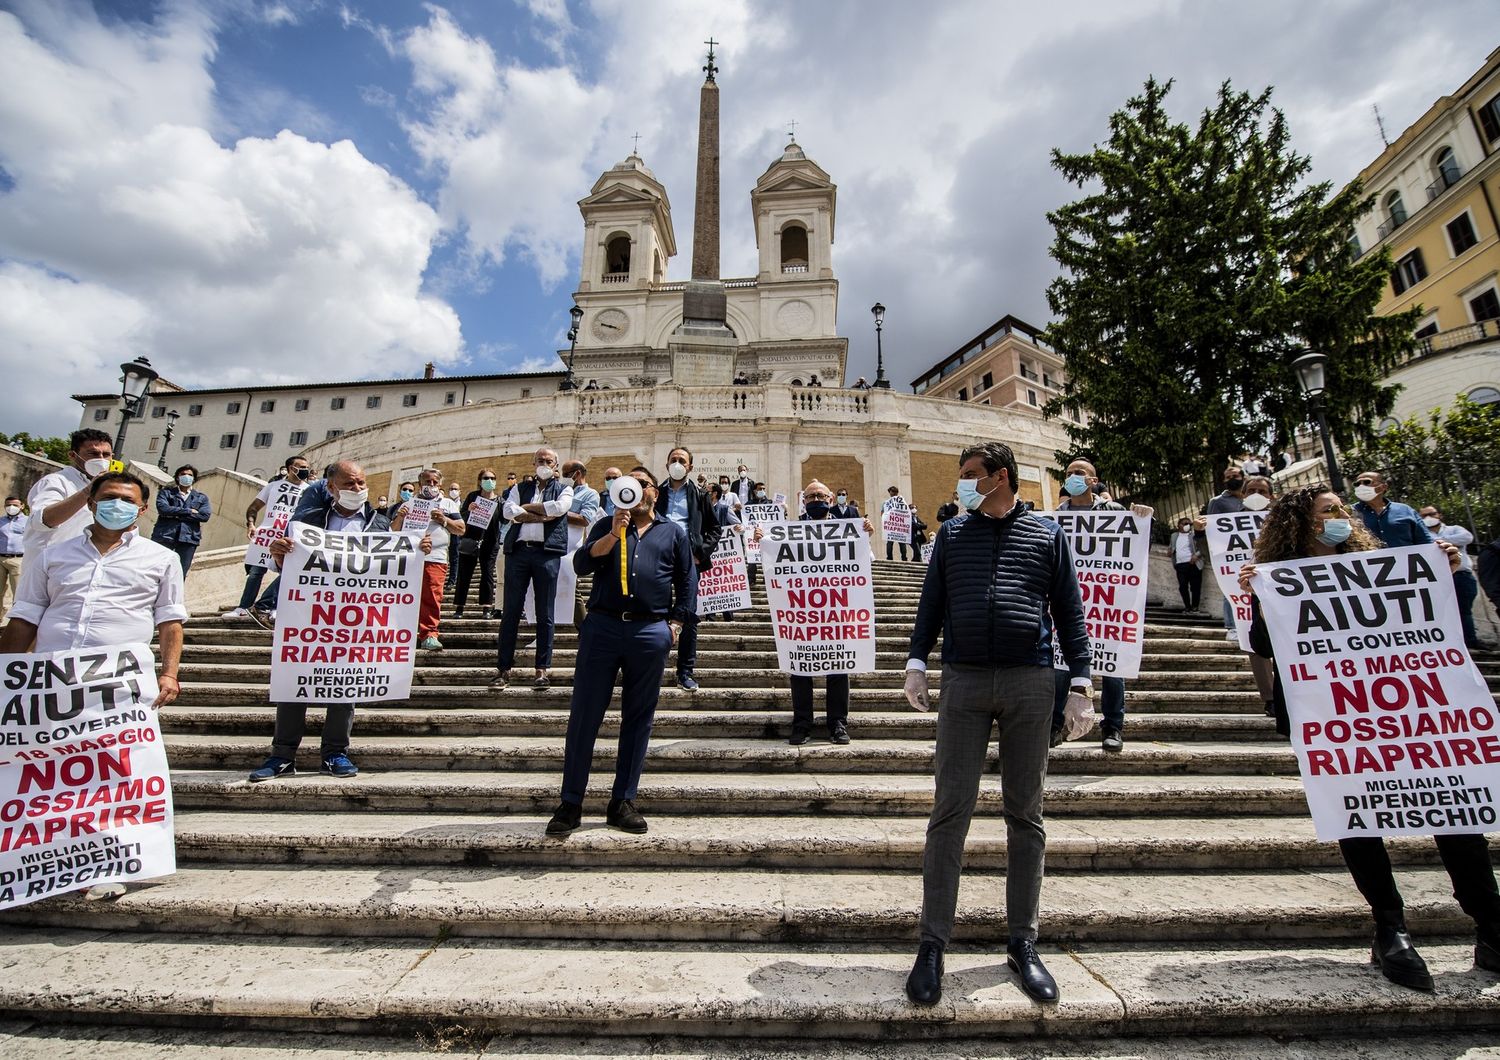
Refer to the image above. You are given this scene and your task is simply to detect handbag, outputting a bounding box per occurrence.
[456,537,481,557]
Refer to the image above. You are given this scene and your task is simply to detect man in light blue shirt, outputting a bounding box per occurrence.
[564,461,602,528]
[1,495,28,614]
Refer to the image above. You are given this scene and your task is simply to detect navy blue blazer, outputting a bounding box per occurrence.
[152,487,212,546]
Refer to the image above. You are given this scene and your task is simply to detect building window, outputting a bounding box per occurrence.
[326,428,343,440]
[180,435,199,451]
[402,393,418,408]
[1469,386,1500,408]
[1383,190,1407,231]
[445,391,456,405]
[1470,287,1500,323]
[956,387,968,402]
[1391,249,1427,295]
[1347,231,1362,258]
[981,372,993,391]
[330,397,345,410]
[1028,389,1038,406]
[520,388,531,398]
[147,436,159,451]
[1447,212,1479,256]
[604,234,631,278]
[1433,146,1461,191]
[289,430,308,446]
[1479,92,1500,144]
[294,398,309,412]
[151,406,167,419]
[1377,417,1400,434]
[92,408,109,422]
[1414,320,1439,339]
[259,399,275,413]
[253,432,273,448]
[219,433,238,449]
[780,224,809,272]
[226,401,241,415]
[188,404,202,416]
[366,395,382,409]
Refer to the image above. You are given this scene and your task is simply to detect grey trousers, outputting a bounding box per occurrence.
[272,702,355,761]
[919,663,1055,946]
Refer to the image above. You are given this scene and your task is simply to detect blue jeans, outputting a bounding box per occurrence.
[238,565,269,609]
[1051,670,1125,733]
[1455,569,1481,649]
[560,613,673,805]
[496,545,561,670]
[1222,596,1235,633]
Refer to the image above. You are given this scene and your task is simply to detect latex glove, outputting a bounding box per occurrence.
[1062,689,1098,741]
[904,670,931,712]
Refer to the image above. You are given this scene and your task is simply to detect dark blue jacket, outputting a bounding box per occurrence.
[288,489,392,532]
[151,487,212,546]
[503,479,569,554]
[1355,500,1433,549]
[574,512,696,623]
[907,505,1091,678]
[655,478,721,569]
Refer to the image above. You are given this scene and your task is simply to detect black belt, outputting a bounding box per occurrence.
[0,553,19,558]
[590,607,667,623]
[515,541,548,549]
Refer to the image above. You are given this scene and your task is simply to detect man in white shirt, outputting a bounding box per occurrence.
[1420,504,1482,650]
[731,464,754,506]
[24,428,115,556]
[493,447,574,689]
[393,468,466,651]
[1,472,185,707]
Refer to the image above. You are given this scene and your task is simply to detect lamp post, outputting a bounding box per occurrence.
[112,356,159,462]
[871,302,890,389]
[157,409,180,471]
[1291,349,1345,495]
[559,304,584,391]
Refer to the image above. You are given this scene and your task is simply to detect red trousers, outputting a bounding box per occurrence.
[420,562,446,637]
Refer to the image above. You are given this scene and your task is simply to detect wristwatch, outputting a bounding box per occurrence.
[1070,682,1094,700]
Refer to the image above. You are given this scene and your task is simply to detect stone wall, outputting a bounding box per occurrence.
[798,454,865,513]
[0,444,63,508]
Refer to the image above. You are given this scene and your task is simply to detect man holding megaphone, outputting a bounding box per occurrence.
[545,467,696,837]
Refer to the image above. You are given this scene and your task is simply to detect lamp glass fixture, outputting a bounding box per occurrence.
[871,302,885,327]
[118,356,158,403]
[1291,351,1327,398]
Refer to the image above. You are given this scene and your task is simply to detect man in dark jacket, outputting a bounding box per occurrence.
[249,460,406,782]
[654,446,721,691]
[151,463,212,574]
[493,447,574,689]
[901,441,1093,1009]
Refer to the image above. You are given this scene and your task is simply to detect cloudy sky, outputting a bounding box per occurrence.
[0,0,1492,435]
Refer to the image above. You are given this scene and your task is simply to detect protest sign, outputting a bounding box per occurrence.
[1252,543,1500,841]
[921,542,934,564]
[1205,511,1267,652]
[466,496,498,531]
[245,480,305,569]
[271,523,423,702]
[742,502,786,565]
[697,531,751,615]
[400,497,437,534]
[523,523,585,627]
[882,506,912,544]
[0,643,173,909]
[765,519,876,676]
[1040,509,1152,679]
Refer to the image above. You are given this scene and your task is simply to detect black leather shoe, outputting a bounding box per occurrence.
[1101,727,1123,753]
[829,720,850,744]
[1475,925,1500,973]
[606,798,647,834]
[1049,725,1066,748]
[545,801,582,837]
[1371,923,1434,991]
[788,730,810,746]
[1007,938,1059,1002]
[905,941,943,1006]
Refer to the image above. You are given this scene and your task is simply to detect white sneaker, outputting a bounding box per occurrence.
[222,607,248,618]
[1225,629,1238,643]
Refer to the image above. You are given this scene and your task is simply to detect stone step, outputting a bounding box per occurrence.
[0,864,1469,944]
[165,770,1313,818]
[1,929,1494,1039]
[158,706,1278,740]
[163,734,1299,776]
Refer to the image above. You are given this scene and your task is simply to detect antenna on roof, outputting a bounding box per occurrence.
[1372,103,1390,148]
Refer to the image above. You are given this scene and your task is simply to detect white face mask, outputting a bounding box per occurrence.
[1354,484,1378,503]
[1241,492,1270,511]
[337,488,368,510]
[1423,516,1441,528]
[535,464,555,481]
[4,505,20,518]
[448,488,460,498]
[83,457,111,478]
[668,462,688,481]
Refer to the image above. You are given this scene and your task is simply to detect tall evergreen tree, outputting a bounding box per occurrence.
[1044,77,1418,499]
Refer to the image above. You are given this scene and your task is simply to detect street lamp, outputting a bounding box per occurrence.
[113,356,159,462]
[559,304,584,391]
[157,409,181,471]
[1291,349,1345,495]
[871,302,890,389]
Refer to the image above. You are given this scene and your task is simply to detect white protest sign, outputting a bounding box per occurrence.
[742,502,786,565]
[1040,509,1151,679]
[921,542,934,564]
[697,531,751,615]
[1253,543,1500,841]
[765,519,876,676]
[271,523,423,702]
[0,644,174,908]
[401,497,437,534]
[1206,511,1267,652]
[523,525,583,627]
[466,496,498,531]
[882,506,912,544]
[245,480,305,569]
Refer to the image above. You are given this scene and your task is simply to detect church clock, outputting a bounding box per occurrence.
[591,309,630,343]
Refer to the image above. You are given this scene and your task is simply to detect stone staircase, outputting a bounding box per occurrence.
[1,558,1498,1054]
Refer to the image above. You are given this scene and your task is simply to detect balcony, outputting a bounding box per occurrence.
[780,263,808,274]
[1398,319,1498,366]
[600,273,629,284]
[1426,165,1464,201]
[1375,213,1407,240]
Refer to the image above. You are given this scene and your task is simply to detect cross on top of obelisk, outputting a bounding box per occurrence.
[703,38,718,83]
[631,131,641,154]
[787,119,798,142]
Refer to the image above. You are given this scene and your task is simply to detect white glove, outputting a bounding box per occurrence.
[1062,688,1098,741]
[904,669,931,712]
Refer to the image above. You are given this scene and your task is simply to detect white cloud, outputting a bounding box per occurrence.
[0,4,463,435]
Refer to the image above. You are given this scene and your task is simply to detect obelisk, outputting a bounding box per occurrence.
[681,38,729,332]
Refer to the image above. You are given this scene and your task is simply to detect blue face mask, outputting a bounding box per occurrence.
[1063,474,1089,497]
[177,475,194,488]
[804,501,831,520]
[1317,518,1352,546]
[399,489,413,502]
[956,477,994,511]
[94,499,140,530]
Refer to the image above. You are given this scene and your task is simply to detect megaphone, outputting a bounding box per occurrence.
[610,475,644,511]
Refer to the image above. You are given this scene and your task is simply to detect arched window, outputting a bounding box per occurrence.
[1376,417,1400,434]
[1434,146,1460,189]
[1468,385,1500,408]
[653,250,664,284]
[604,235,631,278]
[780,225,809,272]
[1384,190,1407,229]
